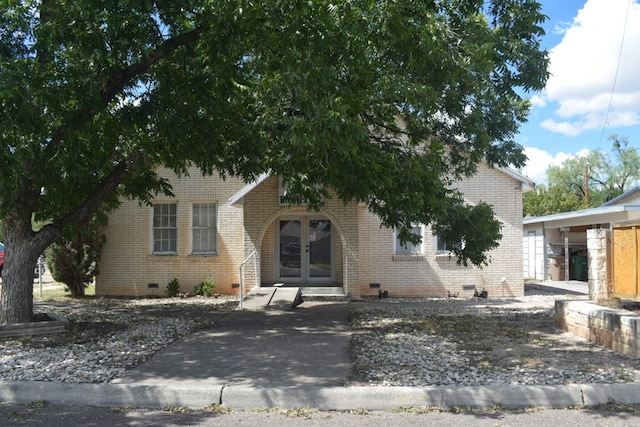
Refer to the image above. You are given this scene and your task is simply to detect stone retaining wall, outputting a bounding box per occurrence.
[555,300,640,358]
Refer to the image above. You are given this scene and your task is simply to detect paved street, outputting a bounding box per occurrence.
[2,401,640,426]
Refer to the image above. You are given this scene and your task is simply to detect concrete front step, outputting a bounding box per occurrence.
[242,287,303,311]
[300,287,350,302]
[243,286,348,309]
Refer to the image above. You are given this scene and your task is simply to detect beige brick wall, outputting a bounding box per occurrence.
[96,167,246,296]
[243,177,359,297]
[98,164,524,299]
[358,164,525,298]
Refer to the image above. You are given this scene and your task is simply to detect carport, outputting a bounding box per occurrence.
[524,204,640,282]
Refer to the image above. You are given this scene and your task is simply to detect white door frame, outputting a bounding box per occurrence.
[275,215,335,283]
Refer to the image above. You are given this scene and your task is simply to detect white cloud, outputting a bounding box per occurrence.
[521,146,592,184]
[529,94,547,108]
[543,0,640,136]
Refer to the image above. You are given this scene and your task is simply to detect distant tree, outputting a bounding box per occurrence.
[523,184,584,217]
[524,136,640,216]
[546,151,606,206]
[596,135,640,202]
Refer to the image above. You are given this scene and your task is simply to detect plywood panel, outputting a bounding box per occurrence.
[612,226,638,298]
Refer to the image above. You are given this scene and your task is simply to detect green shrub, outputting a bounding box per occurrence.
[194,279,215,296]
[166,278,180,297]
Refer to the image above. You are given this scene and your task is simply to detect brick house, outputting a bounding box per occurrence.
[95,164,533,299]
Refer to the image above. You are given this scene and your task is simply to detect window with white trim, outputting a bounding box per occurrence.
[436,226,463,253]
[395,224,423,255]
[192,203,217,254]
[153,203,177,254]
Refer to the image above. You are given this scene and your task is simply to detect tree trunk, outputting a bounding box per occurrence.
[69,279,86,298]
[0,242,39,324]
[0,216,56,324]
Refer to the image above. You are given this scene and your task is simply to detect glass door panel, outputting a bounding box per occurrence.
[308,220,332,279]
[279,220,301,278]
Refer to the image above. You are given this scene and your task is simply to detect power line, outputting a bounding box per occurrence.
[598,0,632,150]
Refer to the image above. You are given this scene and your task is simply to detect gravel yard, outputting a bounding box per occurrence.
[349,296,640,386]
[1,289,640,386]
[0,297,237,383]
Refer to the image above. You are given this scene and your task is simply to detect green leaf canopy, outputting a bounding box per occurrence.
[0,0,548,322]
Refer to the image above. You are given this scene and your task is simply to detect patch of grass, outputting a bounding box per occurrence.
[254,407,318,418]
[477,360,494,370]
[464,343,493,352]
[18,337,32,346]
[521,357,545,368]
[500,326,529,340]
[345,408,370,415]
[587,400,640,413]
[447,403,508,414]
[614,368,634,382]
[405,318,438,332]
[106,407,139,413]
[24,400,47,409]
[203,403,233,414]
[392,406,443,414]
[33,283,96,300]
[528,337,554,347]
[162,406,192,414]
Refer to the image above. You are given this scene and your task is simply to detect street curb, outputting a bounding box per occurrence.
[3,381,640,410]
[0,381,222,408]
[221,384,586,410]
[581,383,640,406]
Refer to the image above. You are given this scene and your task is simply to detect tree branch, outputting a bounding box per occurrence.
[50,26,204,148]
[100,26,204,107]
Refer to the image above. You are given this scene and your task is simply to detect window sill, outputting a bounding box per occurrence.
[434,252,455,260]
[392,254,426,261]
[150,255,179,263]
[190,253,218,258]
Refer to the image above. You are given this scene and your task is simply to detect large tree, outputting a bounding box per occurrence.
[0,0,548,323]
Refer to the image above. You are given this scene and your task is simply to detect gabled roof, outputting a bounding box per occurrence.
[499,167,535,192]
[228,166,534,207]
[228,173,270,206]
[601,186,640,207]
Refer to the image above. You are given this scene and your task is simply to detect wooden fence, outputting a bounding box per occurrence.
[612,222,640,301]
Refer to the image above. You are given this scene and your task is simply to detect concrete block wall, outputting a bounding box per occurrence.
[555,300,640,358]
[587,229,611,302]
[96,168,246,296]
[358,164,525,298]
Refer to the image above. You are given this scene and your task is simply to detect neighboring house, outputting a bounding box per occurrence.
[96,164,534,299]
[523,187,640,282]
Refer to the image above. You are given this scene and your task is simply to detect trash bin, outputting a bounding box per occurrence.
[571,255,588,281]
[549,256,565,281]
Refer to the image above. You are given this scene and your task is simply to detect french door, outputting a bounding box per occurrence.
[278,217,333,282]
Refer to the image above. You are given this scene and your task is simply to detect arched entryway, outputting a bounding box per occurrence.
[277,215,334,283]
[255,207,347,288]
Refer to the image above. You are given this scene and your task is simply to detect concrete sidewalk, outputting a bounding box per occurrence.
[3,297,640,411]
[525,280,588,296]
[112,302,351,387]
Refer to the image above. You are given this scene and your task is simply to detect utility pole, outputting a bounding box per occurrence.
[584,161,589,206]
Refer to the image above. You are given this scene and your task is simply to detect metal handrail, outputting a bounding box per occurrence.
[238,250,257,309]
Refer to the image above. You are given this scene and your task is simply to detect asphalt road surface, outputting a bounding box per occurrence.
[2,402,640,426]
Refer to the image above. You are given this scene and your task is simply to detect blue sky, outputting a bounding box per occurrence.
[518,0,640,184]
